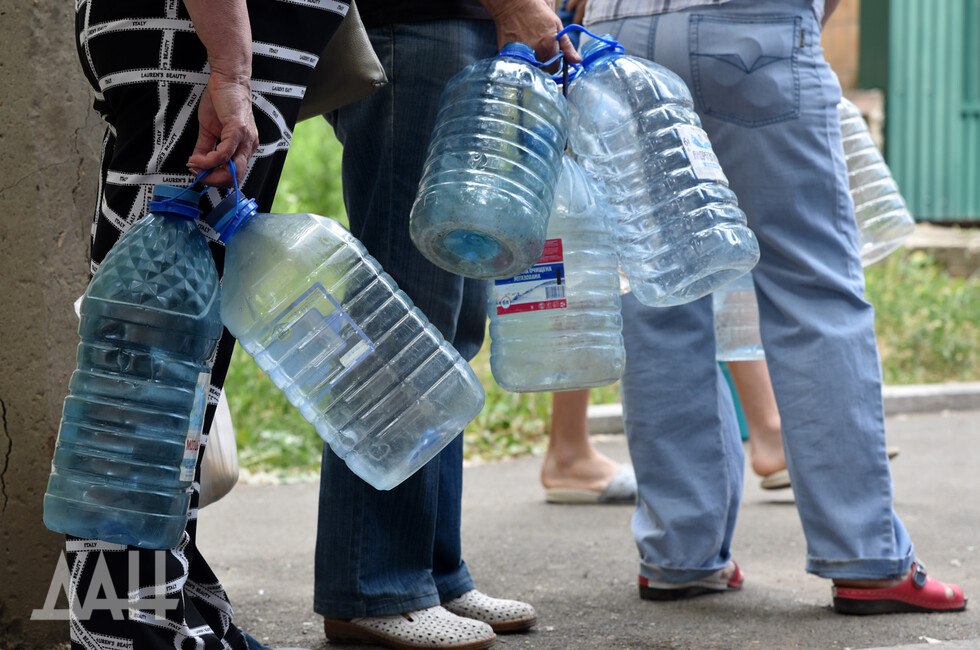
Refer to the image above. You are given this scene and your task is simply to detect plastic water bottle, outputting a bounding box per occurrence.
[44,185,222,549]
[713,274,764,362]
[410,43,568,280]
[208,198,485,490]
[838,97,916,266]
[488,156,624,392]
[566,34,759,307]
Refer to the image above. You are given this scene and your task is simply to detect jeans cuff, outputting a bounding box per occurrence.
[436,572,475,603]
[639,560,731,584]
[806,552,914,580]
[314,590,441,619]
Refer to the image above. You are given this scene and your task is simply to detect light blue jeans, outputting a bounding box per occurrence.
[593,0,914,582]
[314,20,496,617]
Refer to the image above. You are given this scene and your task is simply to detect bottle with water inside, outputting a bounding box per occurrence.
[410,43,568,280]
[208,197,485,490]
[566,33,759,306]
[44,184,222,549]
[713,274,764,362]
[488,156,624,392]
[838,97,915,266]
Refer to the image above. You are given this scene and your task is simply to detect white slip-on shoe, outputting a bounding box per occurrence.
[322,605,496,649]
[442,589,537,633]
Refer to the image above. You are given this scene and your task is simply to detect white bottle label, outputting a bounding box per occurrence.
[677,123,729,183]
[493,238,568,315]
[181,372,211,482]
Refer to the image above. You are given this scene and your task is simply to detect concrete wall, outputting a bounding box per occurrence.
[0,2,100,647]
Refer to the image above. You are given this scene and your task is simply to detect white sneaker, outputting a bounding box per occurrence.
[322,605,496,649]
[443,589,537,633]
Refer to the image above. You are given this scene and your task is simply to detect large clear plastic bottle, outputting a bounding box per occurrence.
[44,185,222,549]
[566,35,759,307]
[487,156,624,392]
[713,274,764,362]
[838,97,916,266]
[209,199,485,490]
[410,43,568,280]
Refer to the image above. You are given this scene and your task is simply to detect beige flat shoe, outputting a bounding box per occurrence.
[323,605,496,649]
[544,463,637,504]
[443,589,536,633]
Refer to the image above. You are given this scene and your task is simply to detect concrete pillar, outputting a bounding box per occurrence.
[0,2,101,647]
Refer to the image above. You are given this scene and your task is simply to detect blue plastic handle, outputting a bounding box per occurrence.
[557,24,625,68]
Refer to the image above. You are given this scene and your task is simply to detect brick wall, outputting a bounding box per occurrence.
[822,0,861,91]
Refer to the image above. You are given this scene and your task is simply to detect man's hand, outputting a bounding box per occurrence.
[482,0,581,65]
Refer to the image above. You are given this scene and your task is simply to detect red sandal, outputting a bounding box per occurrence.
[832,562,967,615]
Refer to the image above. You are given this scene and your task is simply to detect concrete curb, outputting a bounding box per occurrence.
[588,382,980,435]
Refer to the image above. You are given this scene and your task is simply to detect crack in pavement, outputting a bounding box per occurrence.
[0,399,10,516]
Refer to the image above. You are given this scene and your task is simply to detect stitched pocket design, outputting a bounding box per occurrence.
[690,14,801,127]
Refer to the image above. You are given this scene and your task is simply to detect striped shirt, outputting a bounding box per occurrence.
[585,0,730,24]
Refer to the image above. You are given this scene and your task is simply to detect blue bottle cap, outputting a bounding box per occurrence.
[498,42,538,64]
[148,184,203,219]
[579,34,625,70]
[203,193,259,243]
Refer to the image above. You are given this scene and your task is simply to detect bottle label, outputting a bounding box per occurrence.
[180,371,211,482]
[265,283,376,391]
[677,124,728,183]
[493,238,568,315]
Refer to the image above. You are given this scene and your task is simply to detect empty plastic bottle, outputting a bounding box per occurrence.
[713,274,764,362]
[410,42,568,280]
[566,33,759,307]
[838,97,916,267]
[208,198,485,490]
[44,185,222,549]
[488,156,624,392]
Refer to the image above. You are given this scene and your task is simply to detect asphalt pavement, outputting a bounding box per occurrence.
[198,406,980,650]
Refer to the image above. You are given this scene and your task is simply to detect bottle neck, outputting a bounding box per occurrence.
[147,196,202,220]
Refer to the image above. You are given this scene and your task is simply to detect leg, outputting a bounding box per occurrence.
[316,19,532,636]
[540,389,635,503]
[72,0,343,646]
[640,0,962,609]
[620,292,744,585]
[584,13,744,590]
[727,359,784,478]
[314,19,491,619]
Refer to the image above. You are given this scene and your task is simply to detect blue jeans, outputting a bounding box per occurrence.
[593,0,914,582]
[313,19,496,618]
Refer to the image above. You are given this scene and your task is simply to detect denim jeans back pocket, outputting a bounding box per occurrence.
[690,14,801,127]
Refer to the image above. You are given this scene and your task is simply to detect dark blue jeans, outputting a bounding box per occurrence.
[314,19,497,618]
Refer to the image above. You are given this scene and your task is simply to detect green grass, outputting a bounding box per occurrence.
[225,124,980,475]
[271,118,347,225]
[864,249,979,385]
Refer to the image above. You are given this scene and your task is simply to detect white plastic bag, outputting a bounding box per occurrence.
[199,390,240,508]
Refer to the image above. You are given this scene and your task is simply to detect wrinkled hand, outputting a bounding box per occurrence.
[186,72,257,188]
[485,0,581,65]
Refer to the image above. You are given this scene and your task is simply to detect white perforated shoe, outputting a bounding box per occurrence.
[322,605,496,649]
[442,589,537,633]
